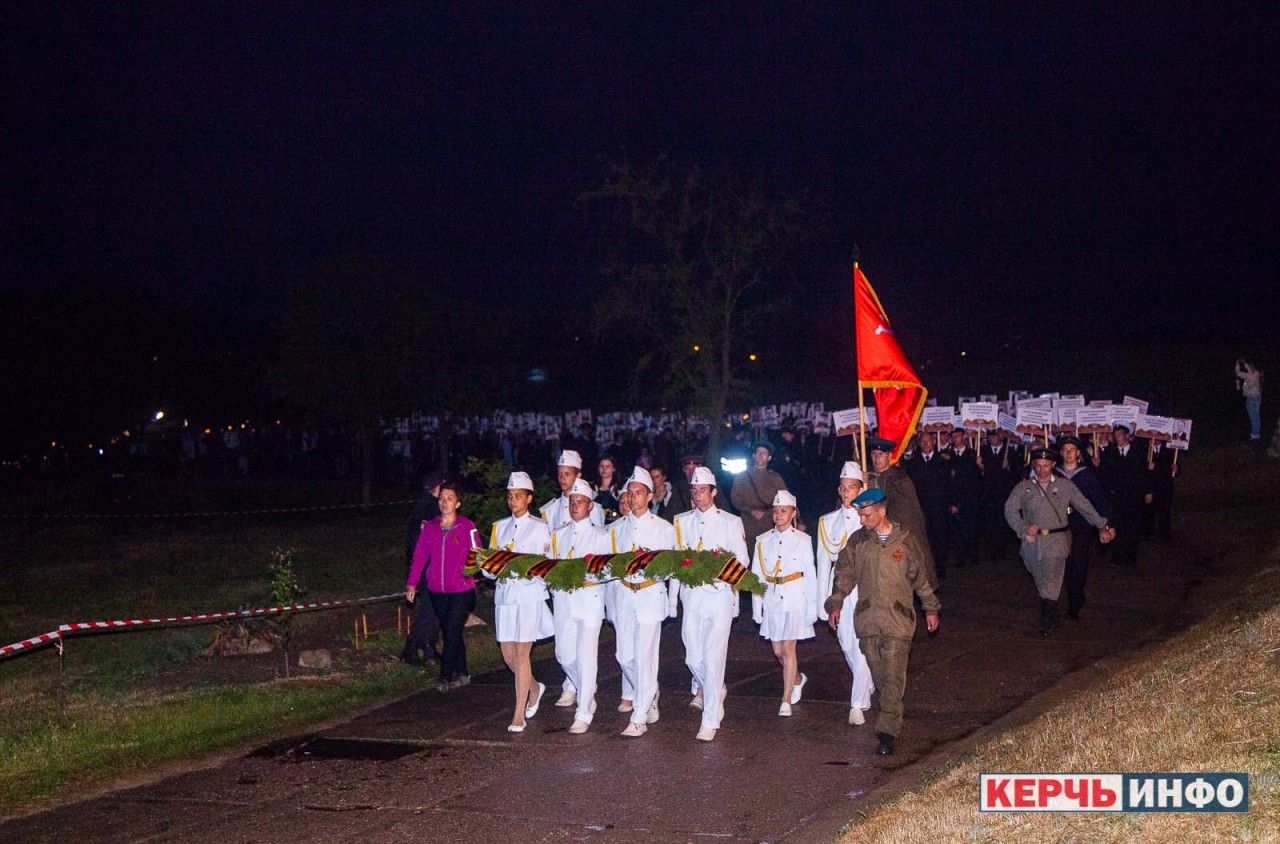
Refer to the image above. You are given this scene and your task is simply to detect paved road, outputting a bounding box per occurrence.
[3,540,1199,843]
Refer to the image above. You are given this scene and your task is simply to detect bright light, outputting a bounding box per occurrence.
[749,354,757,361]
[97,448,104,455]
[720,457,748,475]
[692,345,700,352]
[741,413,749,421]
[50,441,57,448]
[154,411,165,421]
[203,428,212,435]
[960,351,967,357]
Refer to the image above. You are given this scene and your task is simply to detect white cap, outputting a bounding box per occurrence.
[557,450,583,470]
[626,466,654,491]
[506,471,535,491]
[568,478,595,500]
[772,490,798,508]
[839,461,865,482]
[690,466,718,487]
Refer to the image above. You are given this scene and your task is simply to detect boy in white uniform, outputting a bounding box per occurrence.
[607,467,677,737]
[816,461,876,725]
[549,478,611,733]
[673,466,750,741]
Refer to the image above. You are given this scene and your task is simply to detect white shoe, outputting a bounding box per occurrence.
[849,707,866,726]
[620,722,647,738]
[646,690,660,724]
[790,673,808,705]
[778,702,792,717]
[689,692,704,711]
[525,682,546,719]
[555,689,577,708]
[507,723,525,733]
[617,699,633,713]
[696,727,717,742]
[568,719,591,734]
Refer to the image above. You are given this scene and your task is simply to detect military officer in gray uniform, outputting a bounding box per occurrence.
[1004,447,1116,635]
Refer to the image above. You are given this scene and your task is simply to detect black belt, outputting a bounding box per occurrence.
[1036,526,1070,535]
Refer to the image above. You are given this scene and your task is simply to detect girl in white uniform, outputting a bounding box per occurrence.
[751,490,818,716]
[486,471,554,733]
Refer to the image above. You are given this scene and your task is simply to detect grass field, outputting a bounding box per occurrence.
[0,481,518,818]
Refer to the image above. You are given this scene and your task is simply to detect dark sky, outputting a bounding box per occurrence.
[4,4,1277,338]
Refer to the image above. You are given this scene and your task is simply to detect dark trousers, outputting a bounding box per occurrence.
[1110,498,1142,567]
[402,579,442,665]
[1064,526,1094,614]
[949,502,980,566]
[922,506,950,573]
[429,589,476,681]
[859,635,913,737]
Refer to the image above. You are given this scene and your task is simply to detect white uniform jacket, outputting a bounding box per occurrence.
[750,526,818,624]
[550,518,612,621]
[673,506,750,617]
[607,511,678,623]
[816,506,862,621]
[488,513,552,605]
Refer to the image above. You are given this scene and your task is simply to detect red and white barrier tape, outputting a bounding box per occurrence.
[1,593,403,660]
[0,630,62,658]
[0,499,417,520]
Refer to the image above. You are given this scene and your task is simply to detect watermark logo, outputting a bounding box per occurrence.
[979,773,1248,813]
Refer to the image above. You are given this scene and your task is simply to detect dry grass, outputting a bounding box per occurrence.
[840,538,1280,842]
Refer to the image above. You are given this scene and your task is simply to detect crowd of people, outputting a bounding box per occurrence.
[399,418,1180,756]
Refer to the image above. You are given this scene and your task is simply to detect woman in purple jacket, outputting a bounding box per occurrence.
[405,482,480,692]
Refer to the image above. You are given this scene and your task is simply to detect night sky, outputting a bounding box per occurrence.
[3,4,1277,444]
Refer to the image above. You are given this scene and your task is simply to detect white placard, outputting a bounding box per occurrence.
[921,406,956,432]
[1168,418,1192,450]
[1121,395,1150,414]
[1016,407,1053,435]
[1017,396,1052,412]
[1136,414,1175,442]
[960,402,999,431]
[1054,395,1086,409]
[998,412,1018,434]
[1107,404,1140,432]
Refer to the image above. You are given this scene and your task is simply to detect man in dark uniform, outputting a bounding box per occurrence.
[401,471,443,666]
[946,429,983,569]
[1098,424,1152,567]
[1145,441,1177,542]
[903,431,950,577]
[980,430,1020,562]
[865,436,938,588]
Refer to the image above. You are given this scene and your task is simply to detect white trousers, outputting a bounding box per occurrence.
[682,588,733,730]
[554,611,602,724]
[613,590,662,726]
[837,586,875,710]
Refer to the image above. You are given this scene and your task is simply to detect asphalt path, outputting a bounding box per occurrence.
[2,538,1200,843]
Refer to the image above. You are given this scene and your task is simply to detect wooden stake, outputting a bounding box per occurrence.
[362,613,368,639]
[1172,448,1180,476]
[354,618,360,649]
[397,606,403,635]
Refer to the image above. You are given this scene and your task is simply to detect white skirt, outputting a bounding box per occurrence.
[760,608,816,642]
[495,598,555,643]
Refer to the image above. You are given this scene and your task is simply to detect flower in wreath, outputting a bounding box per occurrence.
[681,558,693,567]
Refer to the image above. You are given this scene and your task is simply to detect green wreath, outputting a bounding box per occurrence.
[464,548,763,595]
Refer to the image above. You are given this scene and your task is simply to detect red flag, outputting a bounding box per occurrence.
[853,265,928,463]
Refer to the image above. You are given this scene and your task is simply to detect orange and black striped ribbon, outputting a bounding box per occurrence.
[626,551,658,576]
[584,554,610,576]
[526,558,559,578]
[480,550,519,576]
[715,556,748,586]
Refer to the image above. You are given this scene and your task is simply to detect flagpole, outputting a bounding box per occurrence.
[858,381,868,469]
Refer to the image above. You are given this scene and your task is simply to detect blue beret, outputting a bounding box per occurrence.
[852,488,887,509]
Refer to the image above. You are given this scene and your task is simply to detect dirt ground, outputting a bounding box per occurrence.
[0,527,1212,844]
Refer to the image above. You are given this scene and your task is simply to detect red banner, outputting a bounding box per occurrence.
[853,265,927,463]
